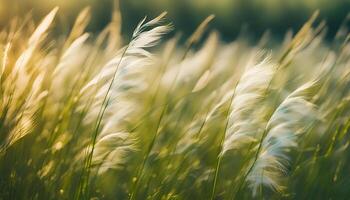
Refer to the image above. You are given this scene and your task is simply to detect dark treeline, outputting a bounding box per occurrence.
[1,0,349,41]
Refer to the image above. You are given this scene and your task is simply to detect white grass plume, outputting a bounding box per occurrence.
[81,13,171,173]
[92,132,137,174]
[247,80,318,196]
[222,57,275,154]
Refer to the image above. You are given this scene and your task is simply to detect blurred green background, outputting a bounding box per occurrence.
[0,0,349,41]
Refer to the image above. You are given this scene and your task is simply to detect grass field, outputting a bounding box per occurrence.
[0,6,350,200]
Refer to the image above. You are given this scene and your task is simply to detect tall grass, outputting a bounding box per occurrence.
[0,6,350,200]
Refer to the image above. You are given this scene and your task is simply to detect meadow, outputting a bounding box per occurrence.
[0,6,350,200]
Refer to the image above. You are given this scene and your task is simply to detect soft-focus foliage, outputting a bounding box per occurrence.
[1,7,350,200]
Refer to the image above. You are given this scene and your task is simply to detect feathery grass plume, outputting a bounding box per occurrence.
[186,15,215,48]
[0,43,10,79]
[278,11,320,67]
[210,54,275,199]
[222,56,275,154]
[246,79,319,196]
[76,13,171,198]
[64,7,91,49]
[13,8,57,75]
[91,132,137,174]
